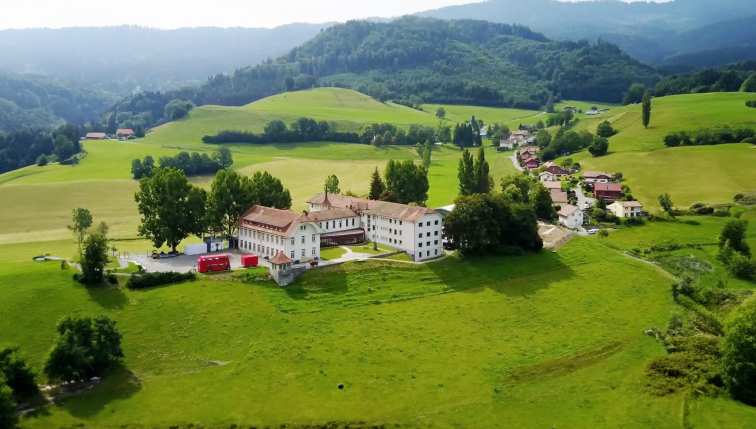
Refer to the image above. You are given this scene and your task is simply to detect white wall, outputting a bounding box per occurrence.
[238,222,321,261]
[317,216,361,233]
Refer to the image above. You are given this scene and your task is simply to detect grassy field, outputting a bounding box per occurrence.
[1,237,691,429]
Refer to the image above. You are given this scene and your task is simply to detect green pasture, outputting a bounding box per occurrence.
[0,237,698,428]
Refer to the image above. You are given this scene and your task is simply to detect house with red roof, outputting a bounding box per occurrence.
[593,183,624,202]
[550,191,569,205]
[558,205,584,229]
[85,132,107,140]
[583,171,614,183]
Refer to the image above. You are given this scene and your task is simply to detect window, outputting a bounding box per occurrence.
[291,251,295,259]
[435,220,439,225]
[419,252,423,258]
[434,240,438,245]
[400,231,402,236]
[312,234,315,242]
[418,233,422,238]
[426,232,430,237]
[291,237,295,245]
[301,236,305,244]
[427,241,430,247]
[400,221,402,225]
[419,243,423,248]
[312,247,316,256]
[435,249,438,255]
[339,221,342,228]
[301,249,305,257]
[352,218,355,226]
[434,231,439,236]
[399,240,402,245]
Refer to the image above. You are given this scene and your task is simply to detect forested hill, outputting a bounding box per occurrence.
[418,0,756,66]
[111,17,659,120]
[0,71,117,131]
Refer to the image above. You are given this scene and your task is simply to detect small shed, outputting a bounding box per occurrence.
[269,252,293,273]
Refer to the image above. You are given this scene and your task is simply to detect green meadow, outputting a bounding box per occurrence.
[2,87,756,427]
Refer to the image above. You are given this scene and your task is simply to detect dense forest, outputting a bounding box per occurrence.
[0,71,117,131]
[108,16,660,123]
[654,61,756,97]
[419,0,756,66]
[0,124,82,174]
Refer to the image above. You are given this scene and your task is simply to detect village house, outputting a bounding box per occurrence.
[543,181,562,191]
[542,161,570,177]
[116,128,134,137]
[499,139,516,150]
[550,191,569,205]
[519,146,539,157]
[558,205,584,229]
[593,183,624,202]
[84,132,107,140]
[540,171,558,182]
[523,157,540,171]
[608,201,643,218]
[583,171,614,183]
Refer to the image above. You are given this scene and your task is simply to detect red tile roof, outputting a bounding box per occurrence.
[543,181,562,190]
[365,201,436,222]
[85,132,107,139]
[584,171,613,179]
[594,183,622,192]
[269,252,293,265]
[615,201,643,208]
[558,205,581,217]
[307,208,359,222]
[550,191,569,204]
[238,206,312,237]
[116,128,134,135]
[307,193,373,211]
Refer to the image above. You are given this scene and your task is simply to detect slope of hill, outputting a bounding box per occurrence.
[0,70,117,131]
[0,23,334,94]
[110,16,660,128]
[418,0,756,65]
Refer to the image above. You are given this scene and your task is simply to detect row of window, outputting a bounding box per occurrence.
[418,231,440,238]
[417,240,439,248]
[240,240,316,259]
[419,220,440,227]
[240,228,316,245]
[319,218,357,230]
[417,249,439,258]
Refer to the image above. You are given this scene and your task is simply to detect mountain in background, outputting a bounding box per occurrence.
[418,0,756,66]
[0,70,117,131]
[0,23,334,95]
[109,16,659,128]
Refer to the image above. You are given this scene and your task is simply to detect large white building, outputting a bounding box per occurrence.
[307,193,445,261]
[237,206,324,262]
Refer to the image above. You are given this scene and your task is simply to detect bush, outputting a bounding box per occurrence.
[0,347,38,400]
[106,274,118,285]
[726,252,756,280]
[722,298,756,403]
[734,194,745,201]
[664,126,756,147]
[0,379,14,429]
[746,100,756,108]
[126,271,196,289]
[36,154,49,166]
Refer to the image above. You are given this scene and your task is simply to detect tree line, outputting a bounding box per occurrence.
[664,126,756,147]
[131,147,233,179]
[0,124,84,174]
[653,63,756,97]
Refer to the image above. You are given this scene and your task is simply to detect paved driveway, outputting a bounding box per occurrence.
[573,187,596,210]
[509,155,524,172]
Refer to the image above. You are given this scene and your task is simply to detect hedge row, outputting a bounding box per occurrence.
[664,125,756,147]
[126,271,196,289]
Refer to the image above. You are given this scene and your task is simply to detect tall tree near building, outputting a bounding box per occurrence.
[384,159,429,206]
[248,171,292,209]
[135,167,207,253]
[369,167,385,200]
[642,93,652,129]
[473,148,491,194]
[206,169,257,238]
[658,193,675,218]
[79,229,110,285]
[457,149,475,196]
[324,174,340,194]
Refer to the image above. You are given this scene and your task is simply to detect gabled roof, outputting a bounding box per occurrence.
[269,252,293,265]
[307,192,373,210]
[558,205,581,217]
[543,181,562,190]
[238,205,314,237]
[365,201,436,222]
[85,132,106,138]
[116,128,134,135]
[307,208,359,222]
[594,183,622,192]
[584,171,613,179]
[550,191,569,204]
[614,201,643,208]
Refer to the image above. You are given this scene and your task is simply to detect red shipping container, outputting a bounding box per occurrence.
[241,254,258,268]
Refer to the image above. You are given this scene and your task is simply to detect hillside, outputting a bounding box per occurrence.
[418,0,756,65]
[0,70,117,131]
[0,24,333,94]
[109,16,660,124]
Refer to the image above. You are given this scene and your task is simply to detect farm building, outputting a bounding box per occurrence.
[583,171,614,183]
[116,128,134,137]
[608,201,643,218]
[593,183,624,201]
[558,205,584,229]
[85,132,107,140]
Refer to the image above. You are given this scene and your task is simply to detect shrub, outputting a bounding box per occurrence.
[126,271,196,289]
[746,100,756,108]
[726,252,756,280]
[107,274,118,285]
[0,347,38,400]
[36,154,49,166]
[0,379,14,429]
[722,298,756,403]
[690,203,706,209]
[734,194,745,201]
[646,335,722,396]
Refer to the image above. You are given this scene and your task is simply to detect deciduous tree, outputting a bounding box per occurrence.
[206,169,256,238]
[457,149,475,196]
[67,208,93,258]
[0,347,37,401]
[473,148,491,194]
[135,167,207,253]
[722,297,756,403]
[436,107,446,118]
[80,230,110,284]
[324,174,340,194]
[212,146,233,169]
[658,193,674,218]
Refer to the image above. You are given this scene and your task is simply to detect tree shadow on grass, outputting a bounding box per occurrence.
[23,364,141,421]
[426,250,576,298]
[84,284,129,310]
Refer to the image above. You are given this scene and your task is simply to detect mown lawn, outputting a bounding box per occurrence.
[0,237,690,429]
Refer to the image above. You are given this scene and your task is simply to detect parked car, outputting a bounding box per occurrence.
[582,203,591,210]
[587,228,599,235]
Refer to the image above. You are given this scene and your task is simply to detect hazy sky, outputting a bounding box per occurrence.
[2,0,669,30]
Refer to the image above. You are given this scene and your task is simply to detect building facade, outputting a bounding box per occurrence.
[558,205,584,229]
[237,206,324,262]
[608,201,643,218]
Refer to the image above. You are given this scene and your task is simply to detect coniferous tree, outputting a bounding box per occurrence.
[642,93,652,129]
[458,149,475,196]
[473,148,491,194]
[369,167,385,200]
[106,112,117,135]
